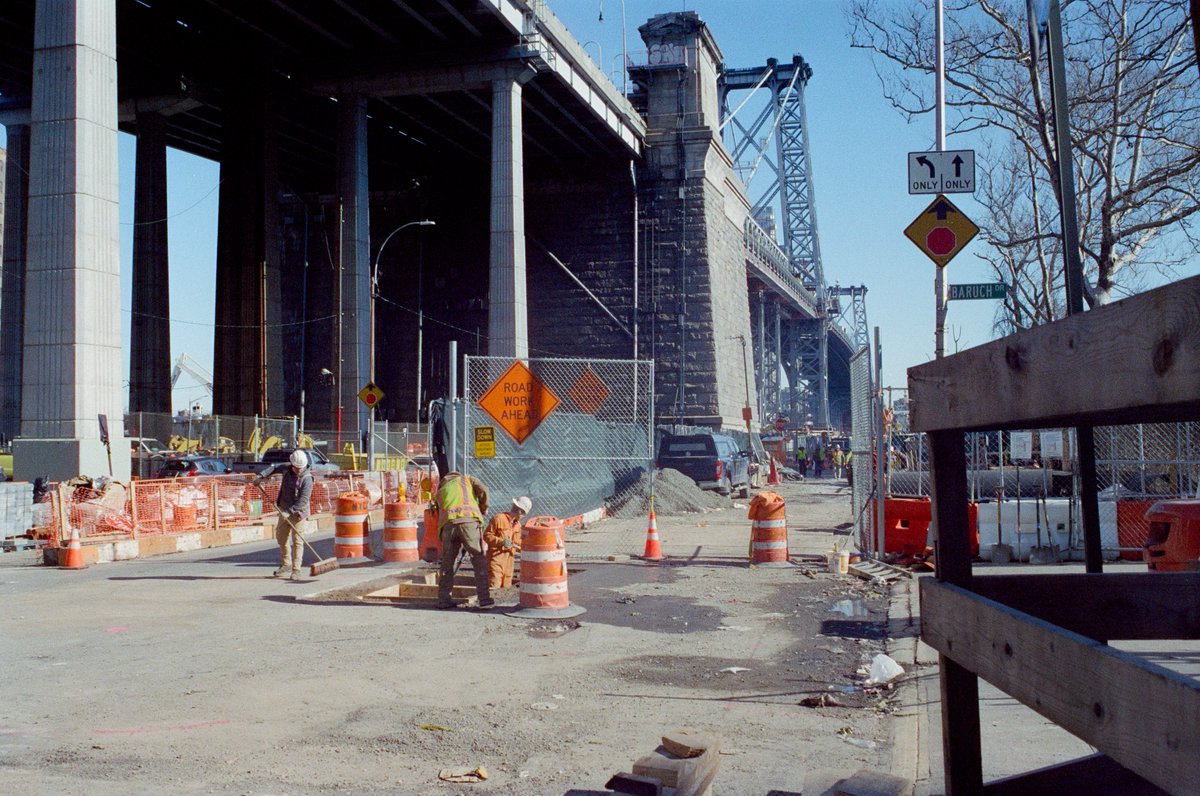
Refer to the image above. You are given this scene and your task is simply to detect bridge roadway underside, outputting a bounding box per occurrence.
[0,3,847,479]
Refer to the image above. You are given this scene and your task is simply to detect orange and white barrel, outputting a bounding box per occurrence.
[513,516,584,618]
[750,495,790,566]
[382,502,419,563]
[334,493,369,560]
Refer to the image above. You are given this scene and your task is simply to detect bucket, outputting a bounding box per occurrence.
[827,550,849,574]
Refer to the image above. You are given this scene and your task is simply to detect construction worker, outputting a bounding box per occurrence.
[484,496,531,588]
[796,446,808,480]
[433,471,494,610]
[832,444,845,479]
[274,450,313,579]
[845,450,854,487]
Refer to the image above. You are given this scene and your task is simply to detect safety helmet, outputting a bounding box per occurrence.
[289,450,308,468]
[512,496,532,515]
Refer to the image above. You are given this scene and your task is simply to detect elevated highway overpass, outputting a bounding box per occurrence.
[0,1,857,478]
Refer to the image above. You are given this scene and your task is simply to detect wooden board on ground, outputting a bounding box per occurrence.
[661,728,715,759]
[835,767,914,796]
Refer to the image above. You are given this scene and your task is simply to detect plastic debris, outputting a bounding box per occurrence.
[418,724,451,732]
[719,666,751,674]
[800,694,842,708]
[438,766,488,783]
[866,653,904,684]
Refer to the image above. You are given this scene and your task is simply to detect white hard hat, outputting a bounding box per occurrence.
[512,496,532,514]
[289,450,308,468]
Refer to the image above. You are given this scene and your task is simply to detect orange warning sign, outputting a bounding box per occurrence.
[568,367,610,415]
[478,360,561,445]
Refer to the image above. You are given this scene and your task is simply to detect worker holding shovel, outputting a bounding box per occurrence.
[274,450,314,579]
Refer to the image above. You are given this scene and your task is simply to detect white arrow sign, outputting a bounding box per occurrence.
[908,150,975,194]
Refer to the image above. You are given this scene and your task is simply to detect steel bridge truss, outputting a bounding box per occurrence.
[723,56,867,430]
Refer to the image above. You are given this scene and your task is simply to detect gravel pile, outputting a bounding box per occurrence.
[607,467,729,518]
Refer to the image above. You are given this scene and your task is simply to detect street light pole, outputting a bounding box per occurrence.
[370,219,435,470]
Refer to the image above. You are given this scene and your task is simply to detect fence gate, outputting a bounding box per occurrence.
[462,356,654,560]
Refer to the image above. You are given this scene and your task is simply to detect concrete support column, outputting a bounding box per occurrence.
[488,71,533,360]
[213,88,282,417]
[129,111,170,413]
[15,0,128,480]
[0,125,30,443]
[336,95,370,444]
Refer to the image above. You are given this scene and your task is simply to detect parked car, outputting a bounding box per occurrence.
[657,433,752,498]
[154,456,233,479]
[231,447,340,478]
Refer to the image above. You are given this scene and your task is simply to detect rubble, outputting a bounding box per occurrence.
[607,468,730,518]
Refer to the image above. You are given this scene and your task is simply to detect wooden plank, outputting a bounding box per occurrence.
[604,772,662,795]
[632,748,683,787]
[982,754,1168,795]
[661,728,715,759]
[675,741,721,796]
[971,573,1200,641]
[921,579,1200,794]
[907,274,1200,432]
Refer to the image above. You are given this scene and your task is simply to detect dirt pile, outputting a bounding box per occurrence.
[607,468,730,518]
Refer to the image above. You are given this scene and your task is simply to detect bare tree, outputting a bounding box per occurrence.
[849,0,1200,328]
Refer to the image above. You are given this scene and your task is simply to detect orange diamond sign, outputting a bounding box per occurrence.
[904,193,979,268]
[478,360,561,444]
[568,367,610,415]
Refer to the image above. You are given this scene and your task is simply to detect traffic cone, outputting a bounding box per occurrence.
[642,510,663,561]
[60,527,85,570]
[767,456,781,485]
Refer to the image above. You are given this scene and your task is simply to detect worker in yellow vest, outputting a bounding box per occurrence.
[432,471,494,610]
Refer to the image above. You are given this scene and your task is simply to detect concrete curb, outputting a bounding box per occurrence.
[887,574,936,795]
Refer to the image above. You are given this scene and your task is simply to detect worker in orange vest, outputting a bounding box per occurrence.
[433,471,493,610]
[484,496,531,588]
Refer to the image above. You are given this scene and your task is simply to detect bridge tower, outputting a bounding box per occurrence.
[721,56,867,431]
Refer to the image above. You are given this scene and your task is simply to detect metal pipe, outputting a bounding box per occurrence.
[934,0,948,360]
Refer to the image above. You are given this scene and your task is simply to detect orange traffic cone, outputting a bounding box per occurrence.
[642,509,663,561]
[767,456,781,485]
[60,527,85,570]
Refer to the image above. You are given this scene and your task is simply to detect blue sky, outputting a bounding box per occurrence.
[7,0,1004,412]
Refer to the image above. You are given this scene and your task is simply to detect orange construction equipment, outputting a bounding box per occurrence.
[1143,500,1200,572]
[382,502,419,564]
[748,490,791,567]
[59,527,85,570]
[642,509,663,560]
[422,506,442,562]
[514,516,584,618]
[334,492,369,561]
[767,456,781,486]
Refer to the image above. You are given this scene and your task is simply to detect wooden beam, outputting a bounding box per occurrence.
[971,573,1200,641]
[982,753,1169,795]
[921,579,1200,794]
[908,275,1200,432]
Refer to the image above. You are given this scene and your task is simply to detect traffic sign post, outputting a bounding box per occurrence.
[903,193,979,268]
[908,150,975,194]
[948,283,1007,301]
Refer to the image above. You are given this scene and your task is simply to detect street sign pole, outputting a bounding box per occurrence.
[934,0,948,360]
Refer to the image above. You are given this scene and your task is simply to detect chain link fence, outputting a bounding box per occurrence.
[126,412,300,478]
[462,356,653,560]
[849,347,876,555]
[882,414,1200,557]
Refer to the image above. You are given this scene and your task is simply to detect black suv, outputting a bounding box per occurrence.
[154,456,233,479]
[657,433,752,498]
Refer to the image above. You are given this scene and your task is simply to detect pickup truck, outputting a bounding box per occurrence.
[231,448,340,478]
[657,432,751,498]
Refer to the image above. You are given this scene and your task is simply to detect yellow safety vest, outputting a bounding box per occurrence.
[436,473,484,527]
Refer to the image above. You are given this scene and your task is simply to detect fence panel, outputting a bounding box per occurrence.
[463,356,654,560]
[849,347,875,555]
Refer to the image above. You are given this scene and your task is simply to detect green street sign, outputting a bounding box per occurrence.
[949,282,1007,301]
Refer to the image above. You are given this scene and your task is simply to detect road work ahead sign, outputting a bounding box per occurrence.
[904,194,979,268]
[907,150,975,194]
[478,360,561,444]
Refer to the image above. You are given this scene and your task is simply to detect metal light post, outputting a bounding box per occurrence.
[370,220,435,469]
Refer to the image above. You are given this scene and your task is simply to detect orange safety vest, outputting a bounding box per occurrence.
[435,473,484,528]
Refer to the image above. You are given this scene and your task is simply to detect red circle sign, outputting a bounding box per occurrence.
[926,227,957,256]
[365,394,377,406]
[774,417,788,431]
